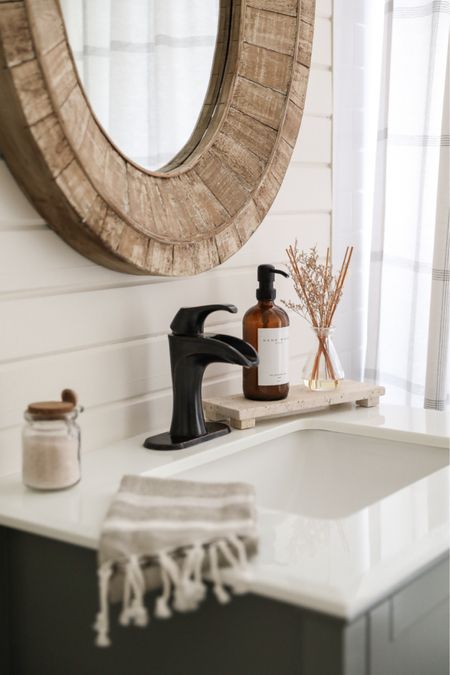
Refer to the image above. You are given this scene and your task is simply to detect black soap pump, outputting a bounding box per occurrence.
[243,265,290,400]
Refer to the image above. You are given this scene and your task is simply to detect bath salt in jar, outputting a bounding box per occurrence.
[22,389,81,490]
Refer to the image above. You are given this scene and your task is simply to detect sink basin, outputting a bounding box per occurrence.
[176,429,449,518]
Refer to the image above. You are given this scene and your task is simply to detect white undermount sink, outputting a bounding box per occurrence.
[176,429,449,519]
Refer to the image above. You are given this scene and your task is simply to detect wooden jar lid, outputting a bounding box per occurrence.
[27,389,78,418]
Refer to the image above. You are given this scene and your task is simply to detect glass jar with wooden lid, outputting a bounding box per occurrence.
[22,389,81,490]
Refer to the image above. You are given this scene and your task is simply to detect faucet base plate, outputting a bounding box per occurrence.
[143,422,231,451]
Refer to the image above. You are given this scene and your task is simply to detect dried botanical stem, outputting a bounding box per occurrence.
[328,246,353,326]
[312,334,336,381]
[286,245,317,326]
[325,248,347,325]
[319,247,329,326]
[288,251,333,372]
[283,242,354,384]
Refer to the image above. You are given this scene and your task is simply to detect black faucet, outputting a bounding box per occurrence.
[144,304,258,450]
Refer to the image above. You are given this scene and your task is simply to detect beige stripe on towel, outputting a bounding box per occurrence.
[94,474,258,647]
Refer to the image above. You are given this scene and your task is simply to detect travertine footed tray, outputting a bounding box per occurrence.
[203,380,385,429]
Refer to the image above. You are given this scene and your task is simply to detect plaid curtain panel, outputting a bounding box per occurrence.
[334,0,449,410]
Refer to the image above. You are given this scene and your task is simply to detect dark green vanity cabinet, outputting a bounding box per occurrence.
[1,527,449,675]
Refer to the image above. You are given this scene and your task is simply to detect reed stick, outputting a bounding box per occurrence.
[283,243,354,384]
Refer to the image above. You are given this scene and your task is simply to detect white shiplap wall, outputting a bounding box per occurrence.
[0,0,333,475]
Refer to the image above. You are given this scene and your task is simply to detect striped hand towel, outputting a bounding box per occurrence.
[94,474,258,646]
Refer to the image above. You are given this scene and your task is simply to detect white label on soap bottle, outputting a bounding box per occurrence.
[257,327,289,386]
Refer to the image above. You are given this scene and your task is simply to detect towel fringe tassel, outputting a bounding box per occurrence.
[154,562,173,619]
[118,555,149,628]
[227,534,250,594]
[95,536,251,644]
[210,542,231,604]
[94,561,113,647]
[193,543,207,603]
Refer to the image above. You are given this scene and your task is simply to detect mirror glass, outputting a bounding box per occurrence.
[60,0,225,172]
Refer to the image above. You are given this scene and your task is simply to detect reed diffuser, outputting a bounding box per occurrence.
[283,243,354,390]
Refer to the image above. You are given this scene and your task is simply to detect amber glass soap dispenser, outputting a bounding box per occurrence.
[243,264,289,400]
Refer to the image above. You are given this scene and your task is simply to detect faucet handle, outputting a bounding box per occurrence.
[170,304,238,336]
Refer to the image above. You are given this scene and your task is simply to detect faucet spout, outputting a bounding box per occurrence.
[143,305,258,451]
[169,333,258,442]
[207,334,259,368]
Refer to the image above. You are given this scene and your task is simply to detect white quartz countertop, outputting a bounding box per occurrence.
[0,403,448,620]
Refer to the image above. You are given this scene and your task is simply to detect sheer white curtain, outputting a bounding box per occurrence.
[334,0,450,410]
[60,0,219,170]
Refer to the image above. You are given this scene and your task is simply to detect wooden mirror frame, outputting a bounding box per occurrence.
[0,0,315,276]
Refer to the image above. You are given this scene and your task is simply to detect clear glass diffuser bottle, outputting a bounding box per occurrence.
[302,326,344,391]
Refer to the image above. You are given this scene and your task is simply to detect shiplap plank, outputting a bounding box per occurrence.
[0,229,167,294]
[0,258,323,361]
[304,67,332,116]
[270,165,332,213]
[0,161,45,228]
[293,116,332,163]
[0,269,261,360]
[0,210,329,290]
[311,18,332,68]
[316,0,332,19]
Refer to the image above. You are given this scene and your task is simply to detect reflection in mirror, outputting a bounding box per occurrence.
[60,0,224,172]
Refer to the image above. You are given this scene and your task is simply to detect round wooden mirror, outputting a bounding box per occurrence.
[0,0,315,276]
